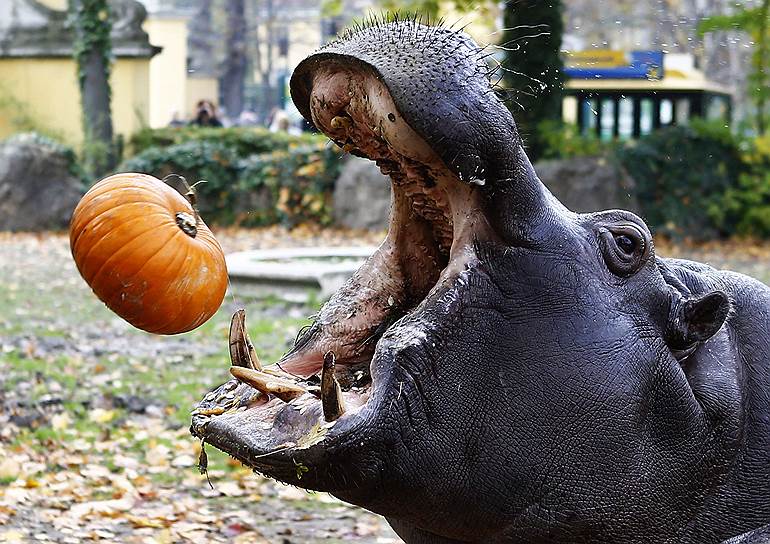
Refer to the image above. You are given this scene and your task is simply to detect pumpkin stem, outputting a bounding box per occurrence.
[163,174,209,235]
[176,212,198,237]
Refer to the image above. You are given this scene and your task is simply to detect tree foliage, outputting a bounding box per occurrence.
[501,0,565,160]
[699,0,770,135]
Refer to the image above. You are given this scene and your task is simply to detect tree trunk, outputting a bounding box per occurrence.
[188,0,215,75]
[70,0,114,176]
[756,0,769,135]
[222,0,247,120]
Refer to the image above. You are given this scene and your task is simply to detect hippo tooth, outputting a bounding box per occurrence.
[330,115,352,130]
[230,366,305,402]
[228,309,262,370]
[321,352,346,422]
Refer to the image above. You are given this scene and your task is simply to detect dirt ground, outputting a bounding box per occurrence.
[0,227,398,544]
[0,228,768,543]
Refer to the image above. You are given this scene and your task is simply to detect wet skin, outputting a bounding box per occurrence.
[191,19,770,544]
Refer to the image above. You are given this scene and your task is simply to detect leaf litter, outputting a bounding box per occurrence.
[0,229,400,543]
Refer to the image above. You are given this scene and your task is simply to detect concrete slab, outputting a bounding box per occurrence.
[226,246,378,302]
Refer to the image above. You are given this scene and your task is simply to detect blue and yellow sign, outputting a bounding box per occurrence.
[564,50,664,80]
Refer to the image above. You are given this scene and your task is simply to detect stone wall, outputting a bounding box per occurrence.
[534,155,641,215]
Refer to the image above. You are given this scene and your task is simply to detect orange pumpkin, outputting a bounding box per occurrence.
[70,173,228,334]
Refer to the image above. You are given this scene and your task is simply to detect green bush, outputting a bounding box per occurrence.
[120,139,240,211]
[120,134,342,226]
[615,121,750,239]
[128,126,320,157]
[538,120,614,160]
[236,145,341,227]
[712,135,770,238]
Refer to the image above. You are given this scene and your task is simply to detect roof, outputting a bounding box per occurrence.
[564,51,733,96]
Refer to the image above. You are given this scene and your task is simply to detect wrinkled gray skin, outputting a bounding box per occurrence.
[192,20,770,544]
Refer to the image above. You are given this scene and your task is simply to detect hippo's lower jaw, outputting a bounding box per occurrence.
[191,62,495,492]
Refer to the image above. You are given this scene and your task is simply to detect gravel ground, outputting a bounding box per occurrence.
[0,228,768,544]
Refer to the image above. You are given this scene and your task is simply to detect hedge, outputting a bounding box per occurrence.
[120,132,342,226]
[129,126,321,157]
[616,121,770,239]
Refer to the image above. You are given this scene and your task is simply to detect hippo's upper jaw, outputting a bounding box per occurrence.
[192,19,770,544]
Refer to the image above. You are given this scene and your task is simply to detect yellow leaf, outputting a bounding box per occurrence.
[89,409,115,424]
[126,514,165,529]
[51,412,71,430]
[0,530,25,543]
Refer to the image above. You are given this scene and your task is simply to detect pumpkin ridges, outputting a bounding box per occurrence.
[146,245,220,334]
[109,236,188,332]
[73,208,168,268]
[71,199,167,251]
[103,235,188,319]
[72,174,193,238]
[131,229,218,333]
[88,224,177,302]
[78,214,169,285]
[168,247,224,332]
[137,241,196,333]
[73,178,173,221]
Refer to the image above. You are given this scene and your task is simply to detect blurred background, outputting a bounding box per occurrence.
[0,0,768,542]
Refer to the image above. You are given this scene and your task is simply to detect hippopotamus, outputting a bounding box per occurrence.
[191,18,770,544]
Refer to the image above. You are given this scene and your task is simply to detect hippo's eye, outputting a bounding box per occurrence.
[600,224,651,277]
[615,234,636,255]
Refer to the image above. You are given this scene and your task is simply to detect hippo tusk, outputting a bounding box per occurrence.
[230,366,306,402]
[321,352,346,422]
[228,309,262,371]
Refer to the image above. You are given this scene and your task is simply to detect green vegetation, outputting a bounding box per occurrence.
[128,126,321,156]
[120,127,342,227]
[537,120,612,160]
[616,121,770,239]
[69,0,115,176]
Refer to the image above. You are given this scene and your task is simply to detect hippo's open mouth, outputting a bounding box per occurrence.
[190,58,496,486]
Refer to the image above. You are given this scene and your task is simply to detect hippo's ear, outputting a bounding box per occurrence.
[667,291,731,352]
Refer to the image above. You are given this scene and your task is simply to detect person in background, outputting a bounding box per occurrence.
[191,100,223,127]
